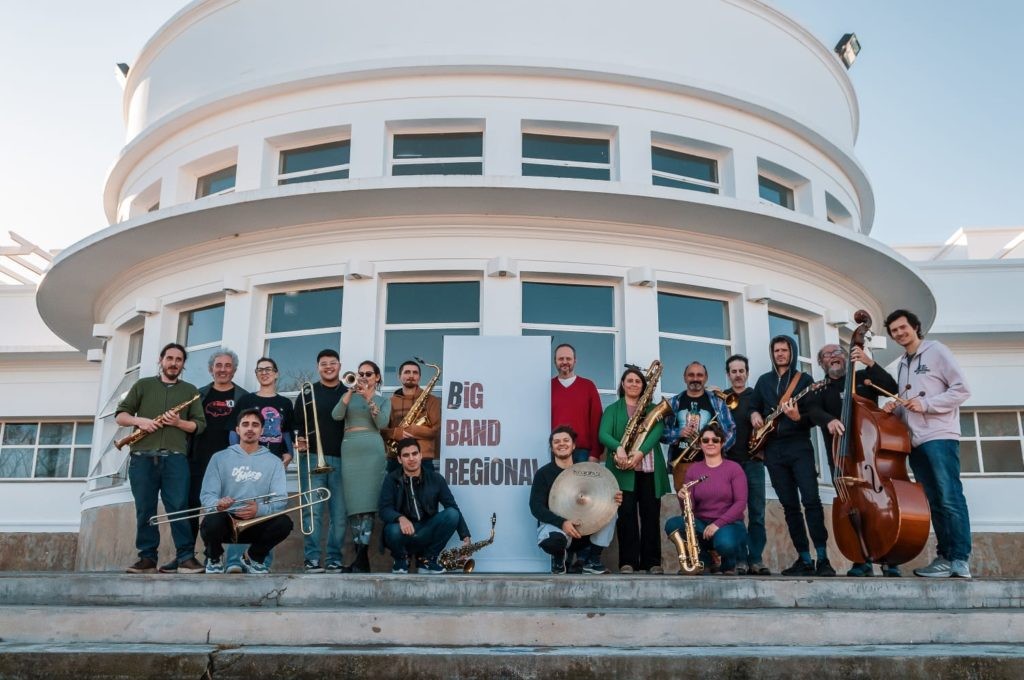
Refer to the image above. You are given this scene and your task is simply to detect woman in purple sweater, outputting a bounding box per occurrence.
[664,422,748,574]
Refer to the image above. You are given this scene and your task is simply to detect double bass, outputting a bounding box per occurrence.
[831,310,931,566]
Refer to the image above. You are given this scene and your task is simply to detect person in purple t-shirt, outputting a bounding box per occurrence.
[664,422,748,574]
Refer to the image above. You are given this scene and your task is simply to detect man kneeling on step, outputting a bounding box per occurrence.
[379,438,471,574]
[199,408,293,574]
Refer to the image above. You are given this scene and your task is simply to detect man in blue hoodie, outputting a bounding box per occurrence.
[199,408,293,574]
[749,335,834,577]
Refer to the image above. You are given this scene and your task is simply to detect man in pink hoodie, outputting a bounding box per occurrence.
[883,309,972,579]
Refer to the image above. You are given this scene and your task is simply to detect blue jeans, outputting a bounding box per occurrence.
[383,507,461,560]
[572,448,592,464]
[299,454,346,564]
[664,516,747,571]
[741,460,767,566]
[765,439,828,554]
[129,453,193,562]
[909,439,972,561]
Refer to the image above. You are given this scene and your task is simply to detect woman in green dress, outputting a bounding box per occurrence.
[599,366,670,574]
[332,360,391,572]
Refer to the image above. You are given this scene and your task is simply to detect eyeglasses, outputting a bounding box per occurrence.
[318,361,340,368]
[254,367,276,374]
[700,437,722,444]
[823,349,845,358]
[357,371,375,378]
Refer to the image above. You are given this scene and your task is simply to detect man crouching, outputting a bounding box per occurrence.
[379,438,470,574]
[199,408,292,574]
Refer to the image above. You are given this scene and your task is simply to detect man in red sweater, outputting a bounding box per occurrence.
[550,343,604,463]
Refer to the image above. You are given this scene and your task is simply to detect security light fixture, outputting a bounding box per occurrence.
[835,33,861,69]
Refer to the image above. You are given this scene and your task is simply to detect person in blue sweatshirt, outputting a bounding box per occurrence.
[199,408,293,574]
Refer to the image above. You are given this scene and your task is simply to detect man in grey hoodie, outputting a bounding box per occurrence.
[199,408,293,574]
[883,309,973,578]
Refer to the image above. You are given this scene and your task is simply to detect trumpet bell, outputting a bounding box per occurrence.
[341,371,358,388]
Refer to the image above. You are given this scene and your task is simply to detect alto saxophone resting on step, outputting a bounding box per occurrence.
[438,513,496,573]
[667,475,708,575]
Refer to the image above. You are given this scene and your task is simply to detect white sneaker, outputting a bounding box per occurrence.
[951,559,972,579]
[913,557,952,578]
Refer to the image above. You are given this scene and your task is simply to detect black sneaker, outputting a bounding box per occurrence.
[582,558,610,575]
[815,558,837,577]
[324,561,344,574]
[550,550,567,574]
[304,559,325,574]
[126,557,157,574]
[158,559,178,574]
[780,558,815,576]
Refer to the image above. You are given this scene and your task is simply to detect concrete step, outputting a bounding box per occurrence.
[3,605,1023,647]
[2,643,1023,680]
[2,572,1022,610]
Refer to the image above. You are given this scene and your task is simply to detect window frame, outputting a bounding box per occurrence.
[195,165,237,199]
[0,420,94,481]
[651,145,720,194]
[261,284,345,395]
[521,128,614,181]
[389,129,484,176]
[277,139,352,185]
[758,174,794,210]
[655,290,732,397]
[959,409,1024,476]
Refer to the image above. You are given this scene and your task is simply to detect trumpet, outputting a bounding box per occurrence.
[341,371,358,388]
[296,381,335,535]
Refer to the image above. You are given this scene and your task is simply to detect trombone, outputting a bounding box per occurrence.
[148,492,283,526]
[296,381,335,535]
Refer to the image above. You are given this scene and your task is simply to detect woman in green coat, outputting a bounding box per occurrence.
[599,366,670,573]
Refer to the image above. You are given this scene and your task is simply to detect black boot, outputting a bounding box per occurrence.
[347,544,370,573]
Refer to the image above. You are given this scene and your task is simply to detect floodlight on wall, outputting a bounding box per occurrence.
[345,260,375,280]
[486,256,518,278]
[92,323,114,339]
[744,284,771,304]
[222,275,249,295]
[626,266,655,288]
[826,308,851,328]
[87,348,105,363]
[835,33,861,69]
[135,298,160,315]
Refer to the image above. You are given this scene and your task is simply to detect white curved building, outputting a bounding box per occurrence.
[3,0,1021,572]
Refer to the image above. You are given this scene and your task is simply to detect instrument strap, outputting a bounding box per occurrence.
[778,371,802,408]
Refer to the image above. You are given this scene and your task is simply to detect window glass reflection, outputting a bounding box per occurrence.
[383,328,478,386]
[386,282,480,324]
[523,134,609,163]
[523,329,615,390]
[40,423,74,446]
[2,423,37,446]
[181,304,225,347]
[978,412,1020,437]
[266,332,342,393]
[959,441,980,473]
[281,141,350,175]
[768,313,809,361]
[523,283,613,327]
[35,448,70,478]
[267,288,343,334]
[181,346,220,389]
[658,338,729,393]
[658,293,728,339]
[980,441,1024,473]
[0,450,33,478]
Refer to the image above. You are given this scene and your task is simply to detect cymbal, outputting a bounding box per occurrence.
[548,462,620,535]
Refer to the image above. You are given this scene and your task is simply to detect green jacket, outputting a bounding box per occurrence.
[599,398,670,497]
[115,377,206,454]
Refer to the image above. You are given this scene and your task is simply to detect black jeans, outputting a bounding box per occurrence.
[765,438,828,554]
[200,512,293,563]
[616,471,661,570]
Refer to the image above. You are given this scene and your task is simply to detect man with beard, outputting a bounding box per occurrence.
[185,349,249,572]
[661,361,735,491]
[750,335,834,577]
[383,359,442,474]
[550,344,604,463]
[809,343,899,577]
[116,342,207,574]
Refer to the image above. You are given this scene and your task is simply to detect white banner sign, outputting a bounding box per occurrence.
[441,335,550,573]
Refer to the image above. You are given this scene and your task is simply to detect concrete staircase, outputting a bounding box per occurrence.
[1,573,1023,678]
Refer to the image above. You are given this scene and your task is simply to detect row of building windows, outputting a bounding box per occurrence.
[0,421,93,480]
[140,125,852,225]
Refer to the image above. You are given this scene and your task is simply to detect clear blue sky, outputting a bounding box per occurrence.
[1,1,1021,249]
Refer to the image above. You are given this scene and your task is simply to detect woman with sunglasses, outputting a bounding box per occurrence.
[599,366,670,574]
[664,422,748,575]
[332,360,391,572]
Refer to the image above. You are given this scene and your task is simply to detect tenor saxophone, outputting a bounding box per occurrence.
[387,357,441,458]
[438,513,496,573]
[667,475,708,575]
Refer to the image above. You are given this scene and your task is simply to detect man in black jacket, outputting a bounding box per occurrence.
[750,335,833,577]
[379,438,470,574]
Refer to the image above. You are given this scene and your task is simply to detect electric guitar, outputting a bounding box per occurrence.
[748,380,826,456]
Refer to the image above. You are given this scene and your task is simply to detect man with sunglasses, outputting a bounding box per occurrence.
[234,357,295,467]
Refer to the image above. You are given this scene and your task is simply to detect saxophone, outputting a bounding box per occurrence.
[619,361,671,453]
[114,394,200,450]
[387,357,441,458]
[667,475,707,574]
[438,513,496,573]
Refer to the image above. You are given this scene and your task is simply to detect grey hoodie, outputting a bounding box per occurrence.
[892,339,971,447]
[199,444,288,516]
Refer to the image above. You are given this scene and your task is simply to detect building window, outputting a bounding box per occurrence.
[0,421,93,480]
[264,287,344,393]
[652,147,719,194]
[278,140,351,185]
[959,411,1024,474]
[826,192,853,228]
[195,166,237,198]
[657,293,731,392]
[522,282,617,391]
[759,175,794,210]
[178,303,225,387]
[391,132,483,176]
[522,133,610,180]
[383,281,480,386]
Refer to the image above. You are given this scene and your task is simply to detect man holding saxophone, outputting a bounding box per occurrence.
[383,359,442,473]
[115,342,206,574]
[199,408,292,574]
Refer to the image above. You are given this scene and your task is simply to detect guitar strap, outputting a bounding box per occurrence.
[778,371,802,407]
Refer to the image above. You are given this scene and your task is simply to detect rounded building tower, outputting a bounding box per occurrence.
[37,0,932,570]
